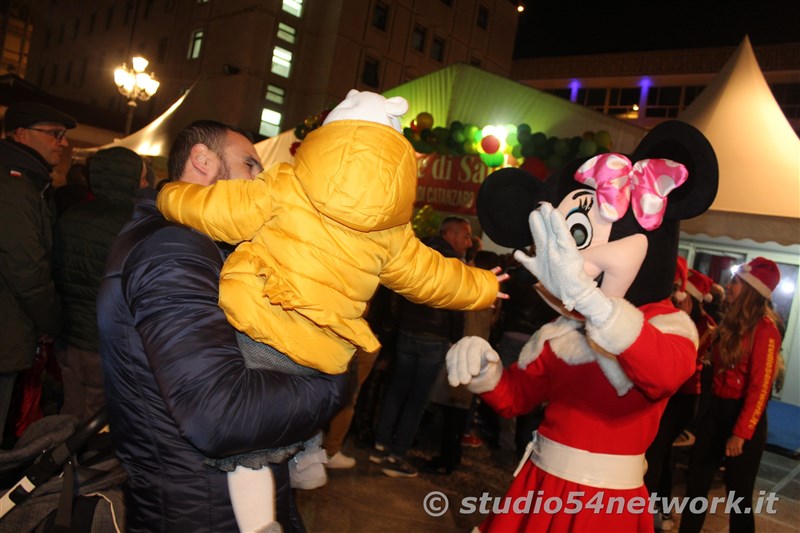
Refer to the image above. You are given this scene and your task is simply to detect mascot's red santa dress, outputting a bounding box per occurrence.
[447,121,719,532]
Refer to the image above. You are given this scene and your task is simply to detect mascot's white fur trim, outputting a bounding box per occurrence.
[519,299,698,396]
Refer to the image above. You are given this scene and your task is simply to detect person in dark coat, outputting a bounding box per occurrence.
[0,102,76,440]
[53,147,145,422]
[97,120,347,532]
[371,216,476,478]
[54,162,91,217]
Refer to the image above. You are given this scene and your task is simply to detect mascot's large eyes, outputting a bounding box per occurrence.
[565,198,593,250]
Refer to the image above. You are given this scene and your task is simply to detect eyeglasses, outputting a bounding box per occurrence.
[25,127,68,141]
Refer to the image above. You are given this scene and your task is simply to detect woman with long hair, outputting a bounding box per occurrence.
[679,257,783,533]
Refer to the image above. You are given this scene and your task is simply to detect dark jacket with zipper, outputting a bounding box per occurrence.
[0,139,61,372]
[395,235,464,343]
[98,189,347,532]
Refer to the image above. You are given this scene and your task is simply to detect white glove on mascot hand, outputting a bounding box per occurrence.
[447,336,503,394]
[322,89,409,132]
[514,202,613,326]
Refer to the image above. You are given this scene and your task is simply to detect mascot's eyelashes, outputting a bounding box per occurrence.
[566,195,593,249]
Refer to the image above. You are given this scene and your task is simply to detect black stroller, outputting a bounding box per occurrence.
[0,409,127,532]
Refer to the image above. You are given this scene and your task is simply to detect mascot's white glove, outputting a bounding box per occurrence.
[447,336,503,394]
[514,203,614,327]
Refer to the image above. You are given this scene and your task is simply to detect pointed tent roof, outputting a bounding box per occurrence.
[679,37,800,245]
[73,84,197,159]
[74,77,259,159]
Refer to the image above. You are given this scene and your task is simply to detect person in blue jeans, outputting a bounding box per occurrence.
[371,217,475,478]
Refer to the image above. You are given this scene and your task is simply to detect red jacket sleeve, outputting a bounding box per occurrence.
[480,355,551,419]
[733,319,781,440]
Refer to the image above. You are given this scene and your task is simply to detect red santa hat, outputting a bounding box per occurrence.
[738,257,780,298]
[673,256,688,302]
[686,269,714,303]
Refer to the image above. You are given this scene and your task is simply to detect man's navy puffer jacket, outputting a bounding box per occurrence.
[98,190,347,532]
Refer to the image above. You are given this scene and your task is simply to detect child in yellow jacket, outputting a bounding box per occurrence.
[157,90,505,532]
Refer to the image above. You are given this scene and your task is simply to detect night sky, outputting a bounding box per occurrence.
[513,0,800,58]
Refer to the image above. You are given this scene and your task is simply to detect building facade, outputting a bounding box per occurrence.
[512,43,800,133]
[22,0,520,138]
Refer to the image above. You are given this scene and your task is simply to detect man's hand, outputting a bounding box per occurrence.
[446,336,503,394]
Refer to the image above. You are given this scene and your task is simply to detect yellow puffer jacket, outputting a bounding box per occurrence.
[158,121,498,373]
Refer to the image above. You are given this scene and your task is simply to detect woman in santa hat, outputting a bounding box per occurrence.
[679,257,783,533]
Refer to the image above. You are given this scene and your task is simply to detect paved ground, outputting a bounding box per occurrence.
[296,421,800,533]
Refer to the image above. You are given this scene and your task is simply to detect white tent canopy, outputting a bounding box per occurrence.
[74,77,261,159]
[73,84,195,159]
[679,36,800,245]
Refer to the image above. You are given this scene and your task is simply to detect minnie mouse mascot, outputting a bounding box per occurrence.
[447,121,718,532]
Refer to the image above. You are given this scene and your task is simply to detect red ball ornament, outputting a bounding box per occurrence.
[480,135,501,154]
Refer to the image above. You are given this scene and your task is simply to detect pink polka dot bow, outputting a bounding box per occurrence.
[573,153,688,231]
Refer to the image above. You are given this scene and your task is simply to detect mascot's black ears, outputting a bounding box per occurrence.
[476,120,718,250]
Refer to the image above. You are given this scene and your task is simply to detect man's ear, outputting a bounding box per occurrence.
[10,127,27,143]
[189,143,209,170]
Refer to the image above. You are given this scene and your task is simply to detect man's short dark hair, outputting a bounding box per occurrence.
[167,120,253,181]
[439,216,469,236]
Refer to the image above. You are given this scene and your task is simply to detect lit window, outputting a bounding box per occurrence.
[282,0,303,18]
[277,22,296,44]
[271,46,293,78]
[431,37,445,62]
[260,108,282,137]
[412,26,426,52]
[266,84,285,105]
[188,30,203,59]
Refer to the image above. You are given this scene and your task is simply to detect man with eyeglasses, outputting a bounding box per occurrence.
[0,101,76,441]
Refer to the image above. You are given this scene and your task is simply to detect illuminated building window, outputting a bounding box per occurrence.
[266,85,285,105]
[277,22,296,44]
[282,0,303,18]
[260,108,282,137]
[188,30,203,59]
[271,46,292,78]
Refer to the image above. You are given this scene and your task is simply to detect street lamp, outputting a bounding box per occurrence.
[114,56,160,135]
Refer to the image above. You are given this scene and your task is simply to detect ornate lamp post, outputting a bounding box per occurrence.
[114,56,160,135]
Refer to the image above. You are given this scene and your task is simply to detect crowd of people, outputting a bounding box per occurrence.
[0,99,786,533]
